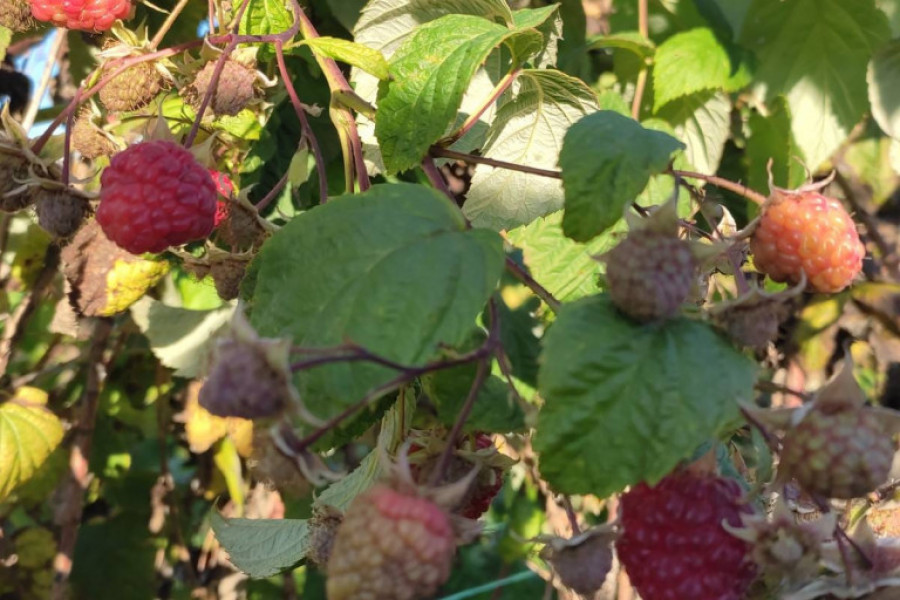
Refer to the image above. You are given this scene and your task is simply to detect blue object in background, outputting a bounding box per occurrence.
[0,31,62,137]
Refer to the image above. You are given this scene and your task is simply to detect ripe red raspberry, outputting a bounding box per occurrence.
[617,471,757,600]
[750,190,865,293]
[605,230,696,322]
[209,169,233,227]
[29,0,131,31]
[326,484,455,600]
[780,405,894,499]
[97,140,216,254]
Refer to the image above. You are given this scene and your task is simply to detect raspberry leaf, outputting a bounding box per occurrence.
[868,38,900,139]
[655,90,731,177]
[0,388,63,502]
[744,95,807,192]
[130,298,235,378]
[506,210,622,302]
[211,513,309,578]
[652,27,749,112]
[462,69,599,230]
[534,295,756,497]
[239,0,292,61]
[512,5,563,68]
[301,37,390,81]
[740,0,890,170]
[560,111,684,242]
[425,367,526,433]
[250,183,504,418]
[375,14,544,173]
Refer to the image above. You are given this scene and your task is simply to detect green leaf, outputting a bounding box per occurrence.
[426,367,526,433]
[352,0,513,174]
[211,513,309,578]
[652,28,739,111]
[0,391,64,502]
[868,39,900,138]
[302,36,390,80]
[534,295,756,496]
[130,298,235,379]
[586,30,655,60]
[512,5,562,68]
[744,95,806,192]
[559,111,684,242]
[463,69,598,230]
[317,394,413,511]
[239,0,292,60]
[250,184,504,416]
[656,90,731,176]
[506,211,620,302]
[740,0,891,170]
[375,14,542,172]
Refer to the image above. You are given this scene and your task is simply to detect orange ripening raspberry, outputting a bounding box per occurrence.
[750,191,865,293]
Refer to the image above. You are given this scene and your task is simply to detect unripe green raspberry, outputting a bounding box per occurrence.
[604,230,696,322]
[780,406,894,499]
[99,58,163,112]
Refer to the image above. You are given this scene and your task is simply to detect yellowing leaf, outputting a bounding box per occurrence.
[0,390,64,502]
[103,258,169,316]
[182,382,253,457]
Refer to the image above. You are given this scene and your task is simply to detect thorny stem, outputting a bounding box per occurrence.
[754,380,811,402]
[62,88,80,186]
[254,163,292,212]
[31,40,204,154]
[150,0,193,49]
[562,496,581,535]
[430,146,562,179]
[422,156,456,200]
[669,169,768,206]
[630,0,649,119]
[291,343,497,452]
[183,0,253,148]
[428,357,491,487]
[505,256,561,313]
[294,3,370,190]
[440,67,522,147]
[429,298,503,486]
[275,40,329,203]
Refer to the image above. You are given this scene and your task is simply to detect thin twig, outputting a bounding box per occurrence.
[149,0,193,49]
[275,39,329,204]
[429,358,491,486]
[669,169,768,206]
[21,29,66,132]
[505,256,561,313]
[422,156,456,200]
[254,165,292,213]
[440,68,521,147]
[183,0,253,147]
[52,318,114,600]
[430,146,562,179]
[630,0,649,119]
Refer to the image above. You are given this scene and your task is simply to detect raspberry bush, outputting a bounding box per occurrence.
[1,1,900,599]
